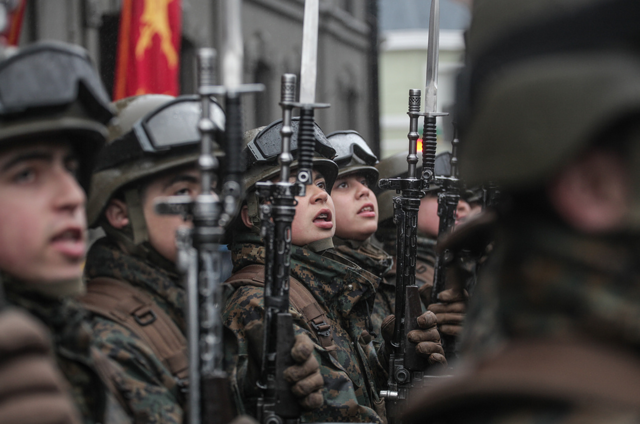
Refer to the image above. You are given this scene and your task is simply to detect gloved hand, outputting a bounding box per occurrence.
[418,283,468,337]
[0,308,81,424]
[380,311,446,365]
[245,321,323,410]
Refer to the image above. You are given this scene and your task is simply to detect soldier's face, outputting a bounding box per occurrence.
[0,141,87,284]
[290,170,336,246]
[417,195,471,237]
[331,173,378,241]
[142,165,216,263]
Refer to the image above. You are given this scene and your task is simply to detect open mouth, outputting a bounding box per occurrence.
[358,204,376,216]
[51,227,85,259]
[313,209,333,229]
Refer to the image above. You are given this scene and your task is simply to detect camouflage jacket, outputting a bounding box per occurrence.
[409,220,640,423]
[3,277,130,424]
[333,237,394,357]
[223,232,386,423]
[84,238,186,424]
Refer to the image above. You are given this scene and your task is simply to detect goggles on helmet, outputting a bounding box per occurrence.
[326,130,377,166]
[0,41,112,122]
[132,95,225,153]
[95,96,225,172]
[246,117,336,165]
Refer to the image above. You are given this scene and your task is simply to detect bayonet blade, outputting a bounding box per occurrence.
[425,0,440,113]
[222,0,243,89]
[299,0,319,104]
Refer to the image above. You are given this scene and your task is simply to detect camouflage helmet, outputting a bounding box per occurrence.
[326,130,379,188]
[457,0,640,188]
[87,94,225,228]
[0,41,114,192]
[376,151,452,223]
[242,118,338,225]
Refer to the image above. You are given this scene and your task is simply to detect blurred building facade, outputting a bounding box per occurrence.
[378,0,469,158]
[19,0,379,149]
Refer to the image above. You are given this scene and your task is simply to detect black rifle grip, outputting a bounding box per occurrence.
[296,107,315,187]
[404,284,429,371]
[225,94,245,180]
[274,313,301,418]
[422,116,437,184]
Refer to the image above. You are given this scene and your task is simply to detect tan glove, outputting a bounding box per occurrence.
[283,334,324,409]
[380,311,446,365]
[245,321,324,410]
[418,283,468,337]
[0,309,81,424]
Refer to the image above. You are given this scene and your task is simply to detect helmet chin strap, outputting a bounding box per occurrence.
[102,188,182,276]
[246,191,263,230]
[124,188,150,246]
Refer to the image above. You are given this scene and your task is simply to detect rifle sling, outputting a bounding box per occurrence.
[79,277,189,386]
[225,264,338,356]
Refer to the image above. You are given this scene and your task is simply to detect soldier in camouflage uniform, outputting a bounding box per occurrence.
[325,131,446,379]
[0,42,131,424]
[223,121,447,423]
[375,152,469,339]
[403,0,640,422]
[83,95,320,423]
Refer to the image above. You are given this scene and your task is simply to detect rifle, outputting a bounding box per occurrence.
[254,74,304,424]
[482,182,501,210]
[253,0,327,421]
[155,46,262,424]
[154,48,233,424]
[379,1,447,422]
[430,125,461,360]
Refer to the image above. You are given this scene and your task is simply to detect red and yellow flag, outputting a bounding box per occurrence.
[2,0,27,46]
[114,0,182,100]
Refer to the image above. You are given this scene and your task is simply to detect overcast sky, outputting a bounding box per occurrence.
[379,0,471,31]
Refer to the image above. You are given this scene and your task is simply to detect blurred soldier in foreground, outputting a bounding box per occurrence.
[0,296,82,424]
[0,42,132,424]
[404,0,640,422]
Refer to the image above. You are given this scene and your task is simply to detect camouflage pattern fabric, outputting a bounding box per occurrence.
[414,220,640,423]
[84,238,185,424]
[2,277,124,424]
[333,236,394,375]
[223,232,387,423]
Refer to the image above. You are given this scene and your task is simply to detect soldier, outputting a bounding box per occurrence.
[82,95,320,423]
[224,121,383,423]
[0,41,131,424]
[375,152,469,339]
[325,130,445,379]
[223,121,447,424]
[403,0,640,422]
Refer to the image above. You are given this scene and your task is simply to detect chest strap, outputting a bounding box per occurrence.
[225,264,337,354]
[79,277,189,387]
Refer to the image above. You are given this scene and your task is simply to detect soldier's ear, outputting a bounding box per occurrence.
[105,198,130,230]
[240,205,253,229]
[547,149,629,233]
